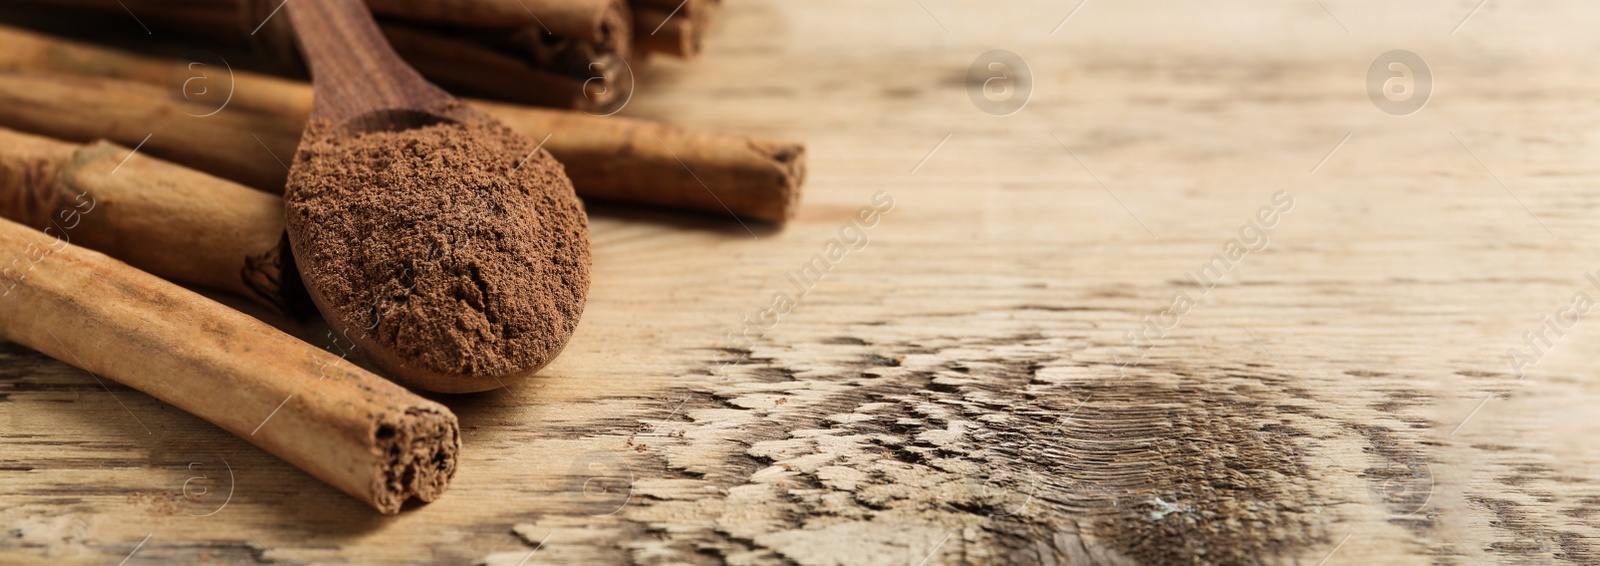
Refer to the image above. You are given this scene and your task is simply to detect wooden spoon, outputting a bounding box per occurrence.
[283,0,591,393]
[285,0,475,133]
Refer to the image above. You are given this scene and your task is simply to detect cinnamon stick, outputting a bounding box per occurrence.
[0,25,805,222]
[634,6,702,59]
[366,0,623,36]
[0,72,302,194]
[3,0,633,111]
[0,128,299,313]
[373,19,628,111]
[631,0,720,59]
[0,215,459,514]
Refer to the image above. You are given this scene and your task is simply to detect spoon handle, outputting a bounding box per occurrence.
[285,0,455,122]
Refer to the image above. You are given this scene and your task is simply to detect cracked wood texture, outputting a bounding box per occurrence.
[4,0,1600,564]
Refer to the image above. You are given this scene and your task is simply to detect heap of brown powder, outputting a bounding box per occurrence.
[285,119,590,382]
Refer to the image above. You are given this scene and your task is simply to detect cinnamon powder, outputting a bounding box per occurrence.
[285,119,590,381]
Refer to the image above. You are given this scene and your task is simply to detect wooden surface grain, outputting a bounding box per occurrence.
[5,0,1600,563]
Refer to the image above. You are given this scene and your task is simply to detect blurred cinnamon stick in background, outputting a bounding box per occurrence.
[632,0,721,59]
[1,0,635,111]
[0,25,804,223]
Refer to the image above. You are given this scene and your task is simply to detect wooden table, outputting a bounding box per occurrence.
[5,0,1600,563]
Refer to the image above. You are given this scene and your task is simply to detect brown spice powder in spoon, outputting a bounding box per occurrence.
[286,119,590,387]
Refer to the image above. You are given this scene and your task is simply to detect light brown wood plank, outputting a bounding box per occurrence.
[6,0,1600,563]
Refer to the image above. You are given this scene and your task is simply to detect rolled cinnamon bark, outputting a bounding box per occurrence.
[634,6,702,59]
[0,72,302,194]
[366,0,622,35]
[631,0,719,59]
[0,216,459,514]
[2,0,633,111]
[377,20,628,111]
[481,98,803,223]
[0,25,805,222]
[0,128,299,313]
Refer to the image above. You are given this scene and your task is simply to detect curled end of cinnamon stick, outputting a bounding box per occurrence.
[370,405,461,514]
[634,8,703,59]
[750,139,807,222]
[241,233,314,318]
